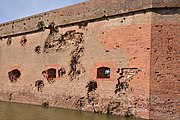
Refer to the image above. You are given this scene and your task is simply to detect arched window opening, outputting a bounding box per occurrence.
[47,68,56,78]
[97,67,110,78]
[42,68,56,84]
[8,69,21,82]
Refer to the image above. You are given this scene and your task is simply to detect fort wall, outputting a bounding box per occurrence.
[150,8,180,120]
[0,0,179,119]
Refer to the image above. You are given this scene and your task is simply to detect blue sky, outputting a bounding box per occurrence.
[0,0,86,23]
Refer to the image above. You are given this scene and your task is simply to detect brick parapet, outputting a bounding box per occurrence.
[0,0,179,38]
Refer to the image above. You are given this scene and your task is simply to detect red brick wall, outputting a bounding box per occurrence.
[0,11,152,119]
[150,9,180,120]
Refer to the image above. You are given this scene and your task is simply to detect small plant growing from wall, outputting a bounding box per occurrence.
[48,22,58,34]
[8,69,21,83]
[20,35,27,46]
[37,21,46,31]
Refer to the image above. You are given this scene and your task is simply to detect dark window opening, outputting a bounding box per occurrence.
[97,67,110,78]
[42,68,56,84]
[8,69,21,82]
[47,68,56,78]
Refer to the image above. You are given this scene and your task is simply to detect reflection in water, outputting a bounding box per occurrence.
[0,101,142,120]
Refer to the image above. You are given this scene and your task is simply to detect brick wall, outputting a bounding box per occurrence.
[0,1,179,120]
[150,8,180,120]
[0,10,152,119]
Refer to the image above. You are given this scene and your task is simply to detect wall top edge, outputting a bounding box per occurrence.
[0,0,179,37]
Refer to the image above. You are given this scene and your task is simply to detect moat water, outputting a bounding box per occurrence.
[0,101,142,120]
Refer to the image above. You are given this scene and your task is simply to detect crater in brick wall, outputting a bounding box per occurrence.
[43,29,85,80]
[8,69,21,83]
[20,36,27,46]
[86,81,99,104]
[58,68,66,77]
[35,80,44,92]
[43,30,84,53]
[86,81,97,93]
[75,81,100,112]
[74,80,137,116]
[34,46,41,54]
[115,68,140,95]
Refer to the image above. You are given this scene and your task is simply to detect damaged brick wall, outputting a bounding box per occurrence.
[42,29,85,80]
[115,68,140,95]
[74,68,140,116]
[0,11,152,120]
[0,1,179,120]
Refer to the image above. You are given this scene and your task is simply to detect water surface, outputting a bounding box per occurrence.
[0,101,142,120]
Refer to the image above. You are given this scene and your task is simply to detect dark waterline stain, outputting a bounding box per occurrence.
[0,101,143,120]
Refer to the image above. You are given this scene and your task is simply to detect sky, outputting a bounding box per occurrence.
[0,0,86,24]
